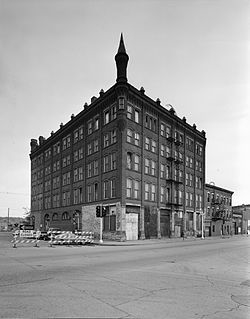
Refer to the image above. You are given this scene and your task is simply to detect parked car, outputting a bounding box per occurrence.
[37,231,50,241]
[47,228,61,233]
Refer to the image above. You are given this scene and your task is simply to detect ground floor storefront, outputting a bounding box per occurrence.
[32,203,205,241]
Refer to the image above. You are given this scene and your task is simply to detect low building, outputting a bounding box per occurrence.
[232,204,250,235]
[205,183,234,236]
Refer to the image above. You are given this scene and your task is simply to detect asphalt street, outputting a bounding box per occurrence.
[0,233,249,319]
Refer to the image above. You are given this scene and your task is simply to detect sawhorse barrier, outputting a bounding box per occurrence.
[48,231,94,247]
[11,233,40,248]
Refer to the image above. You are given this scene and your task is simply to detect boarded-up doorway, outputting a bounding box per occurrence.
[160,211,170,238]
[126,213,138,240]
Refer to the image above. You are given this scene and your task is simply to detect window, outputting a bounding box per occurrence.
[94,183,98,201]
[94,118,99,131]
[111,179,116,198]
[134,155,139,171]
[166,188,170,202]
[160,144,165,156]
[127,152,132,169]
[145,137,150,150]
[145,159,150,174]
[160,164,165,178]
[134,180,139,199]
[166,146,170,158]
[126,179,132,198]
[111,153,116,170]
[111,105,117,120]
[87,185,92,202]
[160,123,165,136]
[151,184,156,201]
[134,132,140,146]
[52,213,58,221]
[94,160,98,175]
[62,212,70,220]
[151,161,156,176]
[186,137,194,151]
[118,97,125,109]
[66,136,71,148]
[196,143,203,156]
[74,150,79,162]
[166,165,170,179]
[74,130,79,143]
[160,186,164,202]
[135,110,139,123]
[145,183,150,200]
[87,143,92,156]
[87,163,92,178]
[79,126,84,140]
[111,129,117,144]
[127,129,132,143]
[166,126,171,138]
[104,110,110,125]
[88,121,92,135]
[104,133,109,147]
[103,155,109,172]
[127,104,132,119]
[73,188,83,204]
[94,139,99,152]
[151,140,156,153]
[103,180,109,199]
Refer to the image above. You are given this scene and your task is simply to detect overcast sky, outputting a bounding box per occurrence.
[0,0,249,218]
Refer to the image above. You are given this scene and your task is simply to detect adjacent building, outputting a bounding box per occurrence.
[30,34,206,240]
[232,204,250,235]
[204,183,233,236]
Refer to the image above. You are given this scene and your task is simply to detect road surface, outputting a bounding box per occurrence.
[0,233,249,318]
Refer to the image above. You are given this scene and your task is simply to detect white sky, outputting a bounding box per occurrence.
[0,0,249,217]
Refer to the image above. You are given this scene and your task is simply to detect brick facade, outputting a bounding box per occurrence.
[30,35,206,240]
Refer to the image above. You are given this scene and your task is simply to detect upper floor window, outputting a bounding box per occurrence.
[127,129,133,143]
[145,114,157,132]
[196,143,203,156]
[53,142,60,155]
[135,110,139,123]
[118,97,124,109]
[87,121,92,135]
[94,118,99,131]
[151,140,157,153]
[62,135,71,150]
[127,105,133,119]
[104,110,110,125]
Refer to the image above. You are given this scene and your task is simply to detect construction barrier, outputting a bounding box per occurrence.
[11,232,40,248]
[48,231,94,246]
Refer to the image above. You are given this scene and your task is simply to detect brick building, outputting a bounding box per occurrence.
[232,204,250,235]
[204,183,234,236]
[30,34,206,240]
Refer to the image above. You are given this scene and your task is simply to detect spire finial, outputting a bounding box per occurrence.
[115,33,129,83]
[117,33,126,54]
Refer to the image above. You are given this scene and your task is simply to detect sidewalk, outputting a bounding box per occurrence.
[94,235,236,246]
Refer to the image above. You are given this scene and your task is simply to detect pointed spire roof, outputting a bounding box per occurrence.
[115,33,129,83]
[117,33,126,54]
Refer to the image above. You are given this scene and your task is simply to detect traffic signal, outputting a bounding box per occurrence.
[102,206,108,217]
[96,205,101,217]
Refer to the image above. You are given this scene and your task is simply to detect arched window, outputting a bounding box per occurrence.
[62,212,70,220]
[52,213,58,221]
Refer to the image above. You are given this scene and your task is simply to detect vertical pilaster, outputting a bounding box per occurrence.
[140,206,145,239]
[157,208,161,239]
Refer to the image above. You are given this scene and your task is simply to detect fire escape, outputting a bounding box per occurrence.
[166,132,183,210]
[211,197,230,223]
